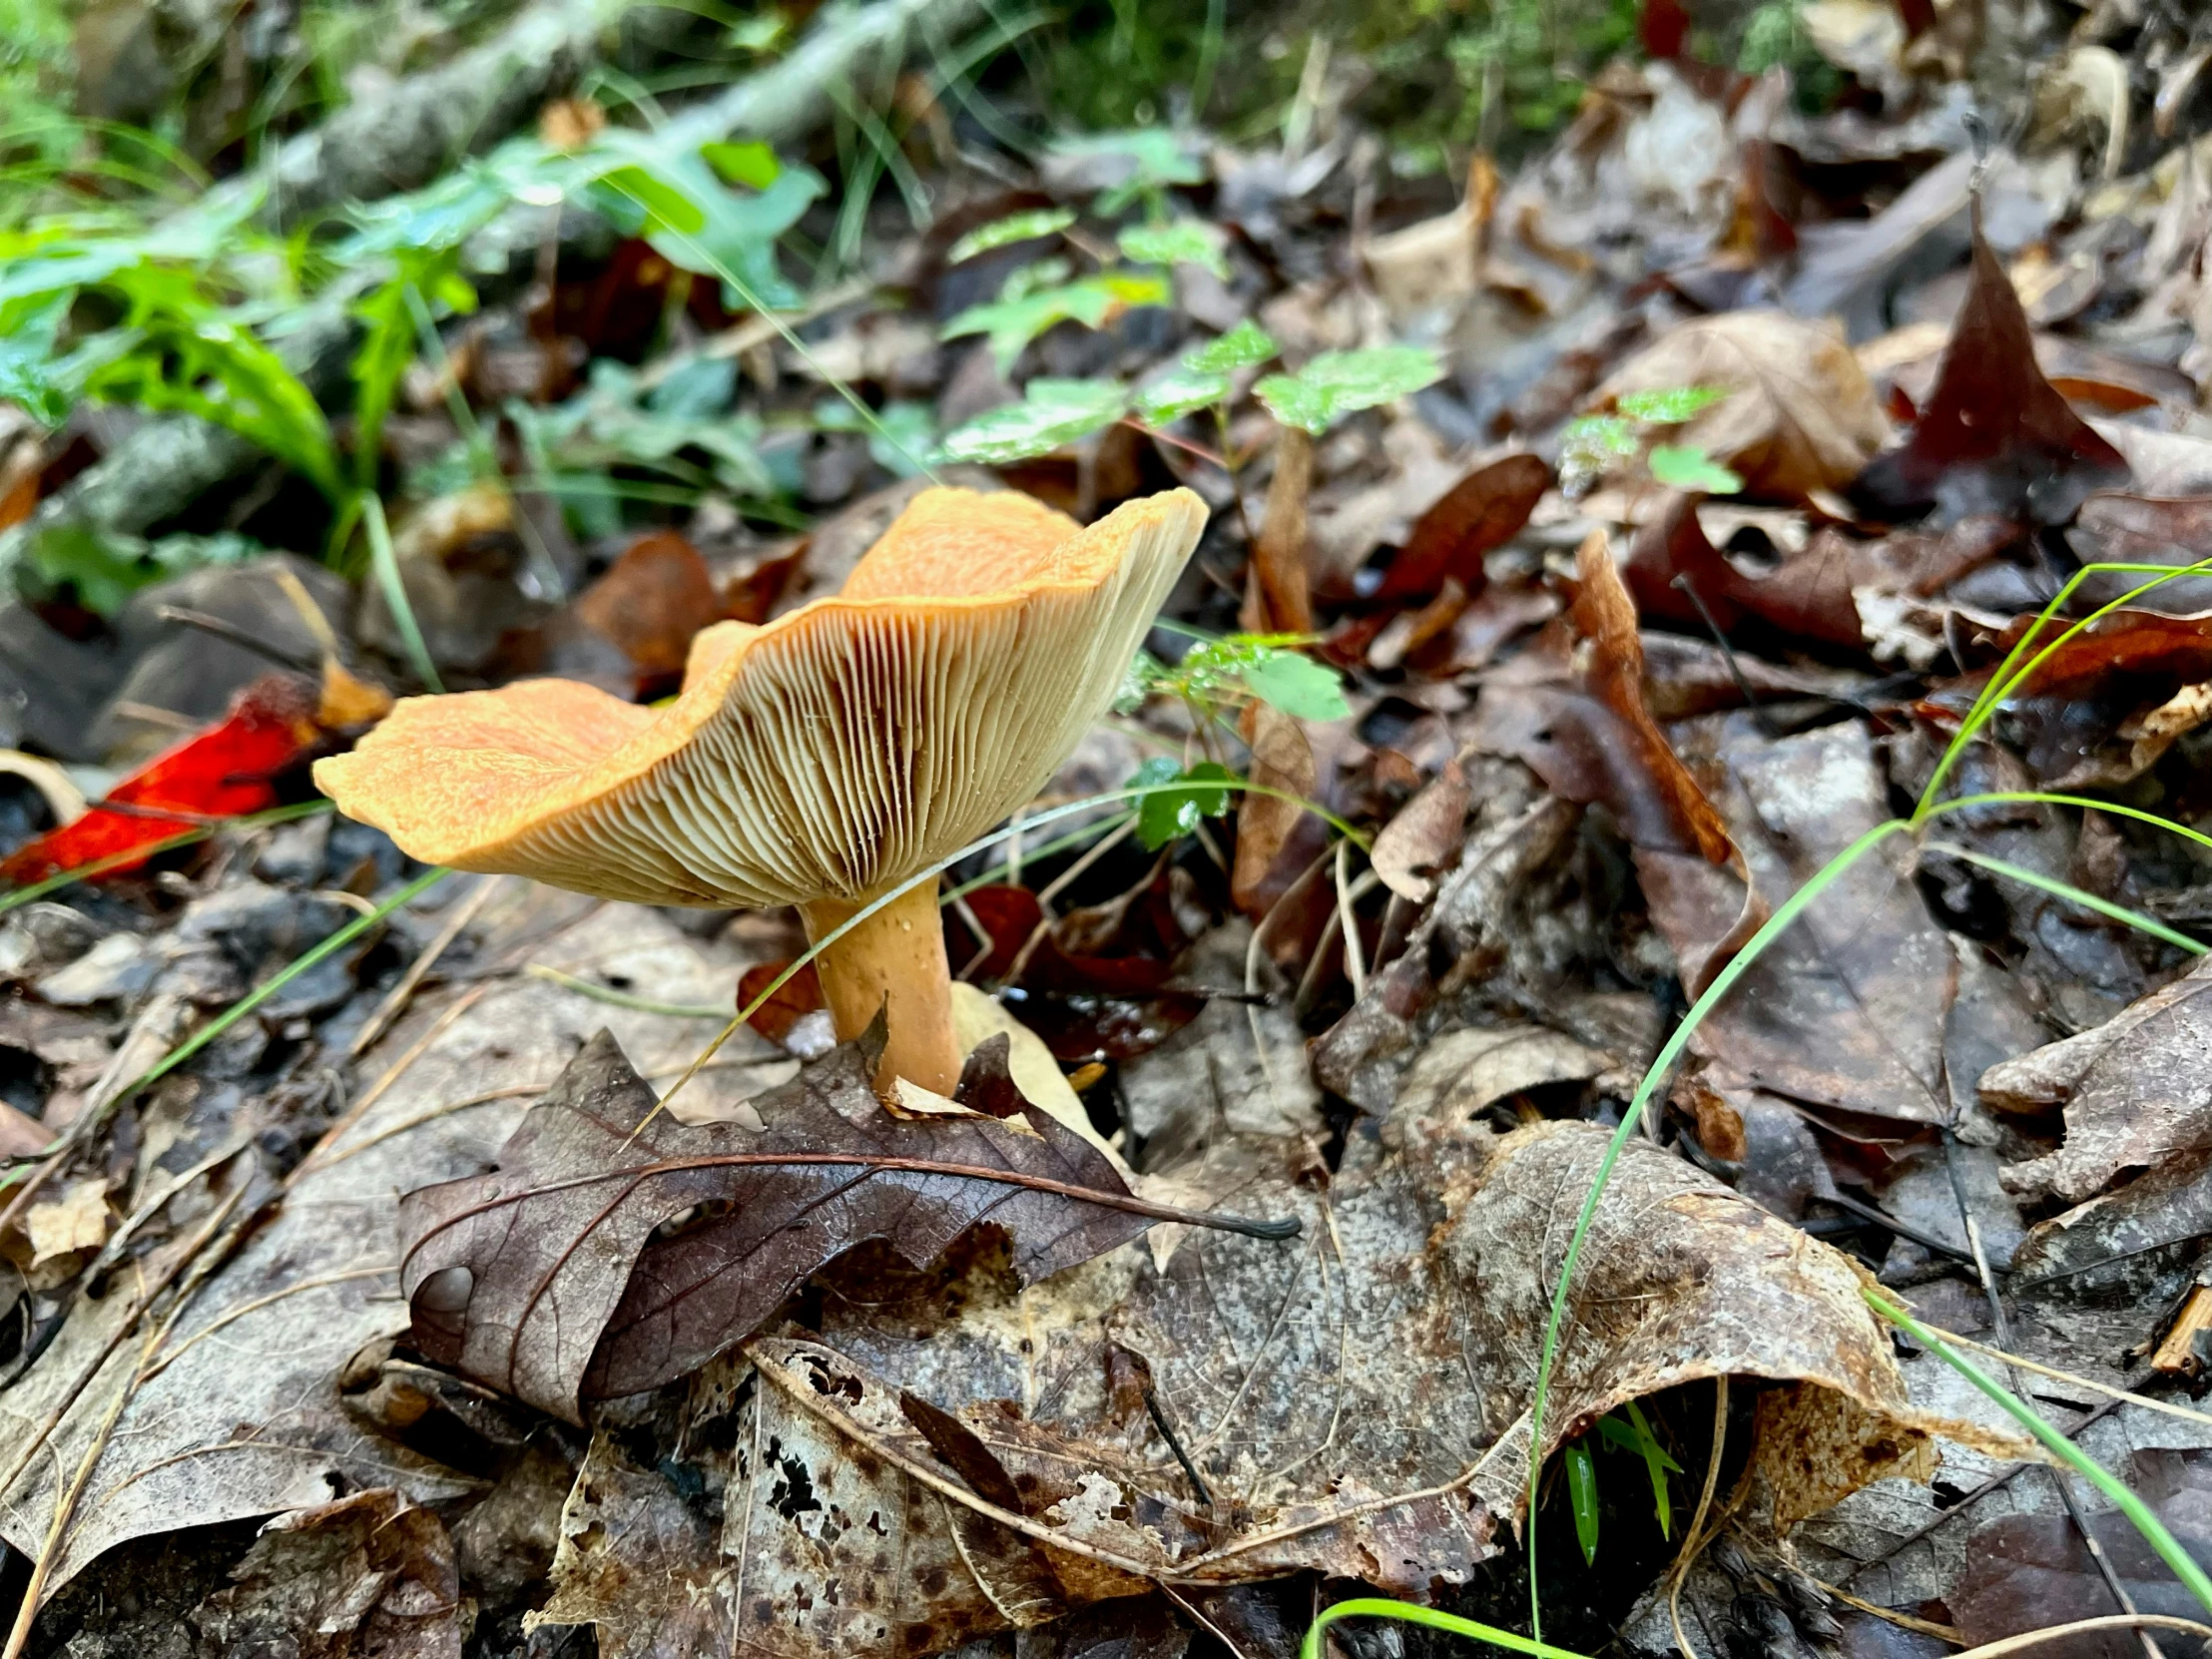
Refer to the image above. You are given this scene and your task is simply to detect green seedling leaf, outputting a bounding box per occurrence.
[938,377,1127,464]
[1647,445,1743,494]
[817,396,934,477]
[1048,130,1205,213]
[1186,318,1279,372]
[599,164,707,235]
[1242,646,1351,721]
[1133,365,1229,426]
[1618,383,1729,424]
[1117,219,1228,277]
[1597,1402,1681,1540]
[942,270,1170,372]
[1132,757,1237,850]
[1565,1438,1600,1565]
[1255,344,1443,434]
[948,208,1076,264]
[1561,414,1639,459]
[702,141,782,190]
[0,288,74,426]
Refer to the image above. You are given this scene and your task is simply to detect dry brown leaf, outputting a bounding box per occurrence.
[1231,700,1321,922]
[1588,309,1890,499]
[1991,957,2212,1207]
[1370,758,1471,902]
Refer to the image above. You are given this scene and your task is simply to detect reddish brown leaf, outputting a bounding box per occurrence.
[1853,208,2129,524]
[0,674,322,885]
[1231,701,1324,923]
[1640,0,1689,58]
[1375,453,1549,602]
[399,1031,1295,1418]
[739,959,829,1053]
[571,529,725,691]
[1625,492,1863,653]
[1468,531,1734,863]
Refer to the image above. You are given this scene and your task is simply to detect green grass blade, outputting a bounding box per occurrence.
[118,865,450,1103]
[360,492,444,694]
[1916,557,2212,818]
[0,801,333,919]
[1866,1289,2212,1617]
[1922,841,2208,956]
[1299,1598,1595,1659]
[1924,793,2212,857]
[1522,819,1911,1638]
[523,962,731,1019]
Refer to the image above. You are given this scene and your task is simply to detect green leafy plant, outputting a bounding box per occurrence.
[1560,384,1740,498]
[941,258,1171,373]
[1254,345,1444,435]
[1129,755,1237,849]
[1562,1399,1684,1566]
[948,208,1077,265]
[22,526,264,616]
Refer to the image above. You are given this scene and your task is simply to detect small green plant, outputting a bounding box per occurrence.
[1560,385,1740,498]
[942,314,1440,470]
[1116,629,1351,851]
[1562,1399,1684,1565]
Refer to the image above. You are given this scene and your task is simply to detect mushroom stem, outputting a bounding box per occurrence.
[800,879,963,1096]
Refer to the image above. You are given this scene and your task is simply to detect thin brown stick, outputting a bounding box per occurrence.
[1669,1377,1730,1659]
[1950,1616,2212,1659]
[348,874,502,1058]
[403,1150,1305,1259]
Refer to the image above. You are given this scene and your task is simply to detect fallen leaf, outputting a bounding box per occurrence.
[738,957,833,1058]
[529,1432,729,1658]
[1639,719,1957,1123]
[193,1488,465,1659]
[25,1179,107,1268]
[1587,310,1889,500]
[1991,956,2212,1208]
[1230,700,1324,924]
[0,891,753,1594]
[1391,1023,1617,1119]
[1373,453,1550,602]
[2067,493,2212,615]
[0,675,324,885]
[571,529,727,690]
[1852,209,2129,524]
[1371,759,1471,902]
[399,1027,1291,1420]
[1625,492,1865,653]
[1468,530,1735,864]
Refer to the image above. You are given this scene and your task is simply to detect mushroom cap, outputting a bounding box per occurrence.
[313,486,1207,907]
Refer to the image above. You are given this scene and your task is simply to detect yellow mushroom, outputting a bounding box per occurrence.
[314,485,1207,1095]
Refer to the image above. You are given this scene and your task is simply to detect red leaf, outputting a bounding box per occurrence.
[1640,0,1690,59]
[0,674,321,886]
[1852,208,2128,524]
[738,959,827,1050]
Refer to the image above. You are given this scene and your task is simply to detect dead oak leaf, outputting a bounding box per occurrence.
[1853,207,2129,524]
[1588,308,1889,500]
[398,1029,1295,1421]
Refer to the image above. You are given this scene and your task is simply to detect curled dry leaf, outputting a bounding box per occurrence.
[1586,309,1889,499]
[398,1028,1295,1421]
[1640,719,1957,1123]
[1470,529,1735,864]
[1441,1118,1956,1529]
[530,1432,729,1659]
[1853,208,2129,524]
[1370,758,1472,902]
[1373,452,1550,602]
[1230,699,1324,925]
[1626,491,1865,654]
[1990,956,2212,1208]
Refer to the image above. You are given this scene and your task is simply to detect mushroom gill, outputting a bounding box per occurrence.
[315,485,1208,1093]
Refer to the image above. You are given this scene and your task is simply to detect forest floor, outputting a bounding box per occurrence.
[7,1,2212,1656]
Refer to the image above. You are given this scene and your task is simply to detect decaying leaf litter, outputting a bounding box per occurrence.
[7,1,2212,1655]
